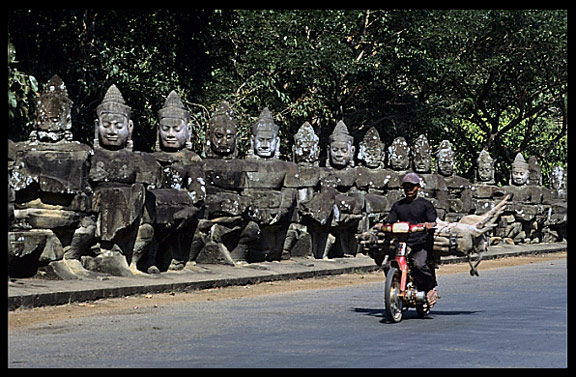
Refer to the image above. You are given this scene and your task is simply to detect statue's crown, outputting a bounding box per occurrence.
[329,120,353,143]
[209,101,237,131]
[252,107,279,135]
[158,90,189,120]
[97,84,131,118]
[511,152,528,169]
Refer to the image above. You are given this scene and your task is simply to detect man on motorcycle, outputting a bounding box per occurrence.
[377,172,439,306]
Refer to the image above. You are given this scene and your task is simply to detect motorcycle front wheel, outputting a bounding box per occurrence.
[384,267,403,323]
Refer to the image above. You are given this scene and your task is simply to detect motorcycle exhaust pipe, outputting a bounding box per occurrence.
[414,290,426,304]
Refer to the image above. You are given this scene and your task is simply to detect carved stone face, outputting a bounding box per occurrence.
[209,125,236,156]
[159,117,189,151]
[294,138,319,165]
[511,167,529,186]
[357,127,384,169]
[437,155,454,177]
[550,166,565,191]
[412,148,430,173]
[329,140,355,168]
[293,122,319,166]
[252,129,279,158]
[359,143,383,168]
[36,98,69,133]
[477,164,494,182]
[411,136,431,174]
[98,112,133,150]
[34,75,73,142]
[388,138,410,171]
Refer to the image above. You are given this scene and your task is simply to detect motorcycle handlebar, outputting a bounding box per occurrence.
[375,222,431,233]
[358,222,436,245]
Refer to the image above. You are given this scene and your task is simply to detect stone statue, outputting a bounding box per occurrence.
[87,84,161,276]
[243,108,297,261]
[8,75,96,278]
[470,149,507,244]
[387,136,410,172]
[30,75,74,143]
[434,140,473,221]
[248,107,281,159]
[189,102,259,265]
[527,155,542,186]
[148,91,205,271]
[355,127,394,233]
[409,134,449,220]
[292,121,320,167]
[283,121,322,258]
[327,120,355,169]
[155,91,193,152]
[384,136,412,208]
[301,120,362,258]
[510,152,529,186]
[549,166,567,200]
[357,126,385,169]
[6,75,568,280]
[205,101,238,159]
[499,152,545,244]
[475,149,495,185]
[542,165,567,242]
[435,140,455,177]
[411,134,431,174]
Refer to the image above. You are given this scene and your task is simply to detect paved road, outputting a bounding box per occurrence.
[8,258,566,368]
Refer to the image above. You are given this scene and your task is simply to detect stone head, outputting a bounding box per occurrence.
[293,121,320,166]
[34,75,73,142]
[549,166,566,194]
[387,136,410,171]
[207,101,238,158]
[250,107,280,159]
[476,149,495,184]
[328,120,355,168]
[95,84,133,151]
[411,134,431,174]
[156,90,191,152]
[357,126,385,169]
[435,140,455,177]
[510,152,529,186]
[527,155,542,186]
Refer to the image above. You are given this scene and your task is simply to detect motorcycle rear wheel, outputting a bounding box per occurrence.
[384,267,403,323]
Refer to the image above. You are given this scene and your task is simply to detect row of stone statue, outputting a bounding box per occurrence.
[8,75,567,279]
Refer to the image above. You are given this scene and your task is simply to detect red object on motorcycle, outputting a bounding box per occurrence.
[398,254,408,294]
[384,223,425,297]
[381,222,425,233]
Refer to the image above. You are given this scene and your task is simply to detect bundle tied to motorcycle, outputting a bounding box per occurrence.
[360,194,511,277]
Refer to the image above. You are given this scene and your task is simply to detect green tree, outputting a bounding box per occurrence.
[406,10,568,182]
[8,9,567,184]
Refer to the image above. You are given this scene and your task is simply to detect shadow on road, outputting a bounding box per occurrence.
[353,307,483,323]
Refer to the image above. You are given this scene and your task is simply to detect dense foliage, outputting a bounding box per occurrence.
[8,9,567,184]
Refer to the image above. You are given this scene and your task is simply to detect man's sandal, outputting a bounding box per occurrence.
[426,288,438,308]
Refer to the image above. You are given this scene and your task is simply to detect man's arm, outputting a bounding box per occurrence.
[386,201,399,224]
[373,202,399,231]
[424,200,437,229]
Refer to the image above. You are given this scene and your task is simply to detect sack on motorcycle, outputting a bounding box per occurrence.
[433,230,480,257]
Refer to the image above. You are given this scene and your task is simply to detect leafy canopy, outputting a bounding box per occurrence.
[8,9,567,184]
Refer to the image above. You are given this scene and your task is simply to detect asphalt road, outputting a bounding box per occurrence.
[8,257,566,368]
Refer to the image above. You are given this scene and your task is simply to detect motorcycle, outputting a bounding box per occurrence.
[360,222,434,323]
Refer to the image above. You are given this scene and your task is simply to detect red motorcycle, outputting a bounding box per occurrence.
[360,222,434,323]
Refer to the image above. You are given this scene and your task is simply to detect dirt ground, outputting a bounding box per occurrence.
[8,252,566,331]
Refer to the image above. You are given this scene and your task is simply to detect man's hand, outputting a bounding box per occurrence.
[423,221,436,230]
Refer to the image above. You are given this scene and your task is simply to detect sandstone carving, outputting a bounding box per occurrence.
[7,80,567,280]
